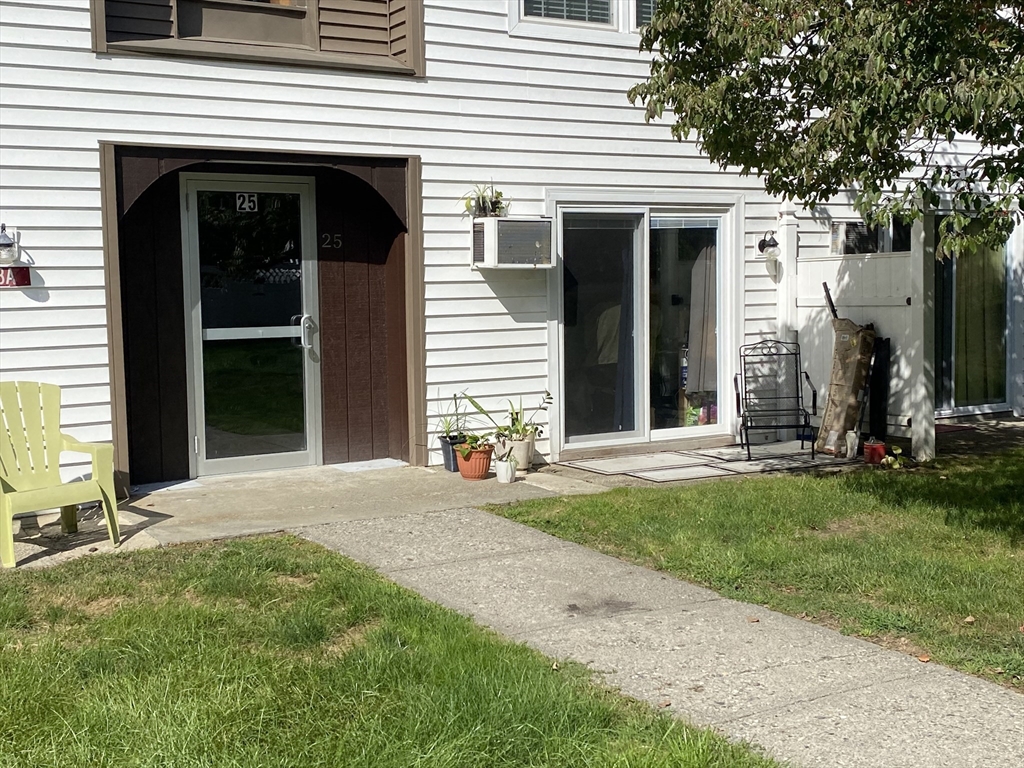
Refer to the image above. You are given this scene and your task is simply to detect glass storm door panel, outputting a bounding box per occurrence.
[562,213,644,441]
[649,218,720,431]
[185,179,320,475]
[934,238,1008,411]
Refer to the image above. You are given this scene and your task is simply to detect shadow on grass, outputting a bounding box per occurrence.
[837,448,1024,543]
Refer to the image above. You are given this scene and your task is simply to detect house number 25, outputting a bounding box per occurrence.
[236,193,258,212]
[321,233,343,249]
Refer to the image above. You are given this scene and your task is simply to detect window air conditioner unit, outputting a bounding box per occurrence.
[471,217,554,269]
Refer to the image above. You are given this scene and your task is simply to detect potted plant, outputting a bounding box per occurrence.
[434,393,468,473]
[455,433,494,481]
[493,445,518,484]
[465,391,551,477]
[462,183,508,217]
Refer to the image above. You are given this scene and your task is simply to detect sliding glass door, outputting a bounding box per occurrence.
[562,213,644,442]
[935,241,1009,412]
[559,209,725,447]
[649,217,720,434]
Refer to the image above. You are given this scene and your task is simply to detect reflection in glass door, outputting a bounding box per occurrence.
[562,213,643,441]
[649,218,719,431]
[183,177,320,476]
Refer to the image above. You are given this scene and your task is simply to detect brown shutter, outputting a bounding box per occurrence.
[319,0,392,57]
[105,0,173,42]
[388,0,408,63]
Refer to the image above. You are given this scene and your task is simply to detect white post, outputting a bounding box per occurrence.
[909,212,936,460]
[776,200,799,344]
[776,202,800,442]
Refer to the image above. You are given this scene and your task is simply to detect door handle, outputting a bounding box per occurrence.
[299,314,315,350]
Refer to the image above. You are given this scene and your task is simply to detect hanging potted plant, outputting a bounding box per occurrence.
[461,183,508,218]
[455,433,494,481]
[434,393,468,473]
[465,392,551,477]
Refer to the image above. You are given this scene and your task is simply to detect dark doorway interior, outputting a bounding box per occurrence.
[118,153,409,486]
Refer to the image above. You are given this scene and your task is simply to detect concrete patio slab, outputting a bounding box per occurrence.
[9,465,565,568]
[567,452,712,474]
[125,465,556,546]
[629,464,735,482]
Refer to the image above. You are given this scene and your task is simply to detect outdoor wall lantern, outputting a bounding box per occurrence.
[758,230,781,277]
[0,224,18,265]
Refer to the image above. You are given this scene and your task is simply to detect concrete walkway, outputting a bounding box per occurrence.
[301,507,1024,768]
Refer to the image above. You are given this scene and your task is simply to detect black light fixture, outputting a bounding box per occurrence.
[0,224,17,265]
[757,230,781,260]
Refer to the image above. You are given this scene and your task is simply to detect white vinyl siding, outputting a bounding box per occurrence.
[0,0,791,470]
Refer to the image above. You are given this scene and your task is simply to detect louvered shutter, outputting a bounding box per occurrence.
[105,0,174,42]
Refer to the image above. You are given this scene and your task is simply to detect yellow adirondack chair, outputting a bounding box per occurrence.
[0,381,120,568]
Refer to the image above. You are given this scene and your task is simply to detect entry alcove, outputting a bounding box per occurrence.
[115,149,411,486]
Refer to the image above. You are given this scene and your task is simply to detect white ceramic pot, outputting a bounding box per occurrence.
[498,435,535,476]
[494,459,517,483]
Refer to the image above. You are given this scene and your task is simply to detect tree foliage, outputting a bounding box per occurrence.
[629,1,1024,256]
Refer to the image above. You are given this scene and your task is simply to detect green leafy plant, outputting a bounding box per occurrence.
[628,0,1024,257]
[464,391,552,441]
[433,393,467,439]
[880,445,907,470]
[455,432,491,459]
[462,183,508,217]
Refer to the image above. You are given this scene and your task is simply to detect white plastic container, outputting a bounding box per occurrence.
[845,430,859,459]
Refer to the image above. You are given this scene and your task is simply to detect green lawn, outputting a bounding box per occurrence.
[496,449,1024,689]
[0,537,778,768]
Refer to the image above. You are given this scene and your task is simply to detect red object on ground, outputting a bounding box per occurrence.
[864,441,886,465]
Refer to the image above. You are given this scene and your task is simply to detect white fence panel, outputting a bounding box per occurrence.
[795,252,913,436]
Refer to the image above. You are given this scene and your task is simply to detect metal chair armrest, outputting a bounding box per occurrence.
[802,371,818,416]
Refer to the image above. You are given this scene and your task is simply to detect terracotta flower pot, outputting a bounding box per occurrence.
[456,444,494,481]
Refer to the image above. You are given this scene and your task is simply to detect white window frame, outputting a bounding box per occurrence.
[544,188,745,461]
[510,0,645,47]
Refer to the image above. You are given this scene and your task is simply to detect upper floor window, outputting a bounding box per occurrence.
[636,0,655,27]
[523,0,612,25]
[92,0,424,76]
[518,1,655,34]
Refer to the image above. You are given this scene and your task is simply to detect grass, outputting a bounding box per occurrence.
[495,449,1024,689]
[203,339,304,435]
[0,537,779,768]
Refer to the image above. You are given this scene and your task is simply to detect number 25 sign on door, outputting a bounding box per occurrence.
[236,193,258,212]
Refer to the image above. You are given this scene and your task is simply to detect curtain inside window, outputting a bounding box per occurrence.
[524,0,612,24]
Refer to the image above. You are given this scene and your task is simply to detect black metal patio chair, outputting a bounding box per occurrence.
[734,340,818,460]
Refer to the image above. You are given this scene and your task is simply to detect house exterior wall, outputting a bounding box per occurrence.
[2,0,837,474]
